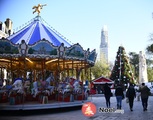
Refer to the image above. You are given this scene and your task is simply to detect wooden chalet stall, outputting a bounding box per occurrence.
[91,76,114,94]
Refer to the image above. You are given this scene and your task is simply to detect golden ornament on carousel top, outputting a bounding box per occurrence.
[32,4,47,16]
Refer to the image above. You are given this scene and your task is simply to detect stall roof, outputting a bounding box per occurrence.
[92,76,114,84]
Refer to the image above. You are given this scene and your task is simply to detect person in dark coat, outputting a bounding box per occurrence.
[126,83,136,111]
[97,84,101,94]
[115,83,124,109]
[138,83,150,111]
[103,83,111,108]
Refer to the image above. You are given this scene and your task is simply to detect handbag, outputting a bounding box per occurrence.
[126,98,129,103]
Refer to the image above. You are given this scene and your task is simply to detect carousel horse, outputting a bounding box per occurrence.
[8,79,25,99]
[24,80,31,93]
[12,79,24,94]
[69,77,76,85]
[31,81,41,97]
[63,83,73,94]
[40,80,51,96]
[57,83,64,93]
[73,81,82,94]
[42,89,50,96]
[45,74,55,94]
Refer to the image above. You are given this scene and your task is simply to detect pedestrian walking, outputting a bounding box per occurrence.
[126,83,136,111]
[115,83,124,109]
[137,83,150,111]
[103,83,112,108]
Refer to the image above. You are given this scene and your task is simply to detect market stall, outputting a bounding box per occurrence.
[91,76,114,94]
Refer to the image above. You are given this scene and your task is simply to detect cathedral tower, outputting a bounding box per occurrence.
[99,25,108,63]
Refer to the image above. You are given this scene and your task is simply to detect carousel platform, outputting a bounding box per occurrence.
[0,99,92,111]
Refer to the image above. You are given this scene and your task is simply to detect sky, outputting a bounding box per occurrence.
[0,0,153,63]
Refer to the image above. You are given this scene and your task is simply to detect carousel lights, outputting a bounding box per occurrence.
[25,58,33,63]
[60,61,80,64]
[45,59,58,64]
[0,59,10,62]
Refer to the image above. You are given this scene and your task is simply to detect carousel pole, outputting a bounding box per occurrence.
[80,60,83,81]
[43,58,46,80]
[63,58,65,79]
[57,58,60,83]
[18,59,21,78]
[84,61,87,84]
[24,57,26,80]
[72,60,74,77]
[0,67,2,80]
[7,66,9,81]
[82,60,88,100]
[11,57,13,81]
[76,66,78,80]
[89,67,91,81]
[56,58,61,102]
[67,65,69,77]
[22,56,26,105]
[41,59,45,80]
[34,70,37,81]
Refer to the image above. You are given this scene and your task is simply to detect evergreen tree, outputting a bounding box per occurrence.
[110,46,135,87]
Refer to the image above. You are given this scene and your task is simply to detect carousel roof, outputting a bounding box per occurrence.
[7,16,71,47]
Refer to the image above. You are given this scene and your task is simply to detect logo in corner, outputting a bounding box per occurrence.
[82,102,96,117]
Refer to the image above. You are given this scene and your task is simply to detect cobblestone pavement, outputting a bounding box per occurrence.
[1,95,153,120]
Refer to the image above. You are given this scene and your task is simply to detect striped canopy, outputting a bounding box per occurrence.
[7,16,71,47]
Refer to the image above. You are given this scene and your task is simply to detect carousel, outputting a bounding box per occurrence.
[0,4,97,111]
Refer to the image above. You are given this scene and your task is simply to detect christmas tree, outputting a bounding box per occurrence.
[110,46,135,87]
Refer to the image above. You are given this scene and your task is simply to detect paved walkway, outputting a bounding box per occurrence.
[0,95,153,120]
[90,95,153,120]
